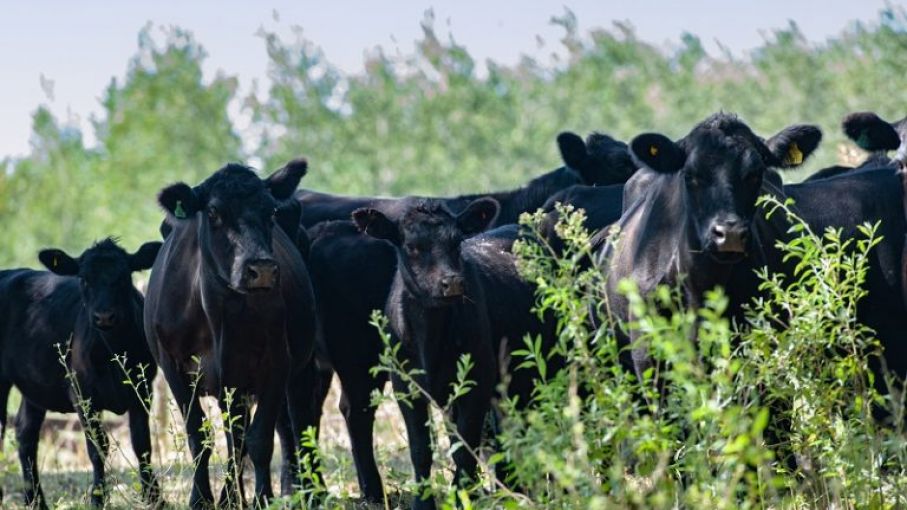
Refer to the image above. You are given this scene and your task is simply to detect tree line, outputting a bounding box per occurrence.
[1,8,906,267]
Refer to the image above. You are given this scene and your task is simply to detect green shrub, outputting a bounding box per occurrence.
[372,200,907,509]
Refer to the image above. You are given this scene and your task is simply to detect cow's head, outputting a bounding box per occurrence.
[157,159,307,293]
[39,239,161,331]
[558,131,637,186]
[843,111,907,169]
[353,198,499,304]
[630,113,821,263]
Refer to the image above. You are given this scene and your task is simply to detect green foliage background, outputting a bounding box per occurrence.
[2,8,906,267]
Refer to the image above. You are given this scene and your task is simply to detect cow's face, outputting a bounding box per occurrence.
[158,159,307,293]
[353,198,498,304]
[39,240,160,331]
[630,114,821,263]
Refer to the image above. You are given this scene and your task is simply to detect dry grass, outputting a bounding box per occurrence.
[0,374,419,509]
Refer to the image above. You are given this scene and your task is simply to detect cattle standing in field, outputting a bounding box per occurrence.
[353,198,502,510]
[144,161,317,508]
[599,113,822,382]
[0,239,162,509]
[305,132,634,503]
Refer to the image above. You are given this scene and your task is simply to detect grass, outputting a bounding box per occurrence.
[0,376,418,509]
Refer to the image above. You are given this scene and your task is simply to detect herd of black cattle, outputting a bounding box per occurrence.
[0,110,905,509]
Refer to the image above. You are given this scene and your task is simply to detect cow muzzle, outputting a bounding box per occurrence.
[439,275,465,298]
[710,222,748,254]
[241,258,280,290]
[93,310,118,330]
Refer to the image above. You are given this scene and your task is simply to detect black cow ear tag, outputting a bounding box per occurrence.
[649,145,659,157]
[174,200,187,219]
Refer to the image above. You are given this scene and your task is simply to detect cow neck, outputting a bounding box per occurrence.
[398,285,459,399]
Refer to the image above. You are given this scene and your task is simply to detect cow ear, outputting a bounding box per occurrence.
[842,112,900,152]
[129,242,162,272]
[266,158,308,200]
[158,183,201,220]
[352,208,400,244]
[630,133,685,174]
[557,132,588,171]
[39,249,80,276]
[766,124,822,168]
[457,198,500,236]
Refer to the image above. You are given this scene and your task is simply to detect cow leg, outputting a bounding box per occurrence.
[282,359,331,495]
[246,379,284,506]
[16,399,47,510]
[275,406,297,496]
[160,362,213,508]
[0,380,10,502]
[219,395,250,508]
[128,405,161,505]
[76,401,109,508]
[392,374,435,510]
[338,368,386,503]
[451,396,488,493]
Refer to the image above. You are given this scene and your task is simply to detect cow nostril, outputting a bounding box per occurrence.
[712,225,727,243]
[93,311,116,326]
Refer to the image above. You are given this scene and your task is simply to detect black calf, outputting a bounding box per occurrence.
[0,239,161,509]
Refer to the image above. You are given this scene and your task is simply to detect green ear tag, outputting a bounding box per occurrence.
[174,200,187,219]
[856,131,872,151]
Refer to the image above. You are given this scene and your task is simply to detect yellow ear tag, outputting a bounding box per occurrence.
[649,145,659,157]
[53,256,58,268]
[785,142,803,166]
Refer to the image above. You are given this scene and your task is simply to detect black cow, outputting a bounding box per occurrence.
[599,113,822,381]
[353,198,553,508]
[304,132,634,503]
[297,131,636,228]
[144,162,317,508]
[781,165,907,385]
[0,239,161,509]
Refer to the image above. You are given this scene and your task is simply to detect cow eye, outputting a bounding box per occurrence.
[207,207,222,227]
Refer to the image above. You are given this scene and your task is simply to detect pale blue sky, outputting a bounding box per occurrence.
[0,0,898,158]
